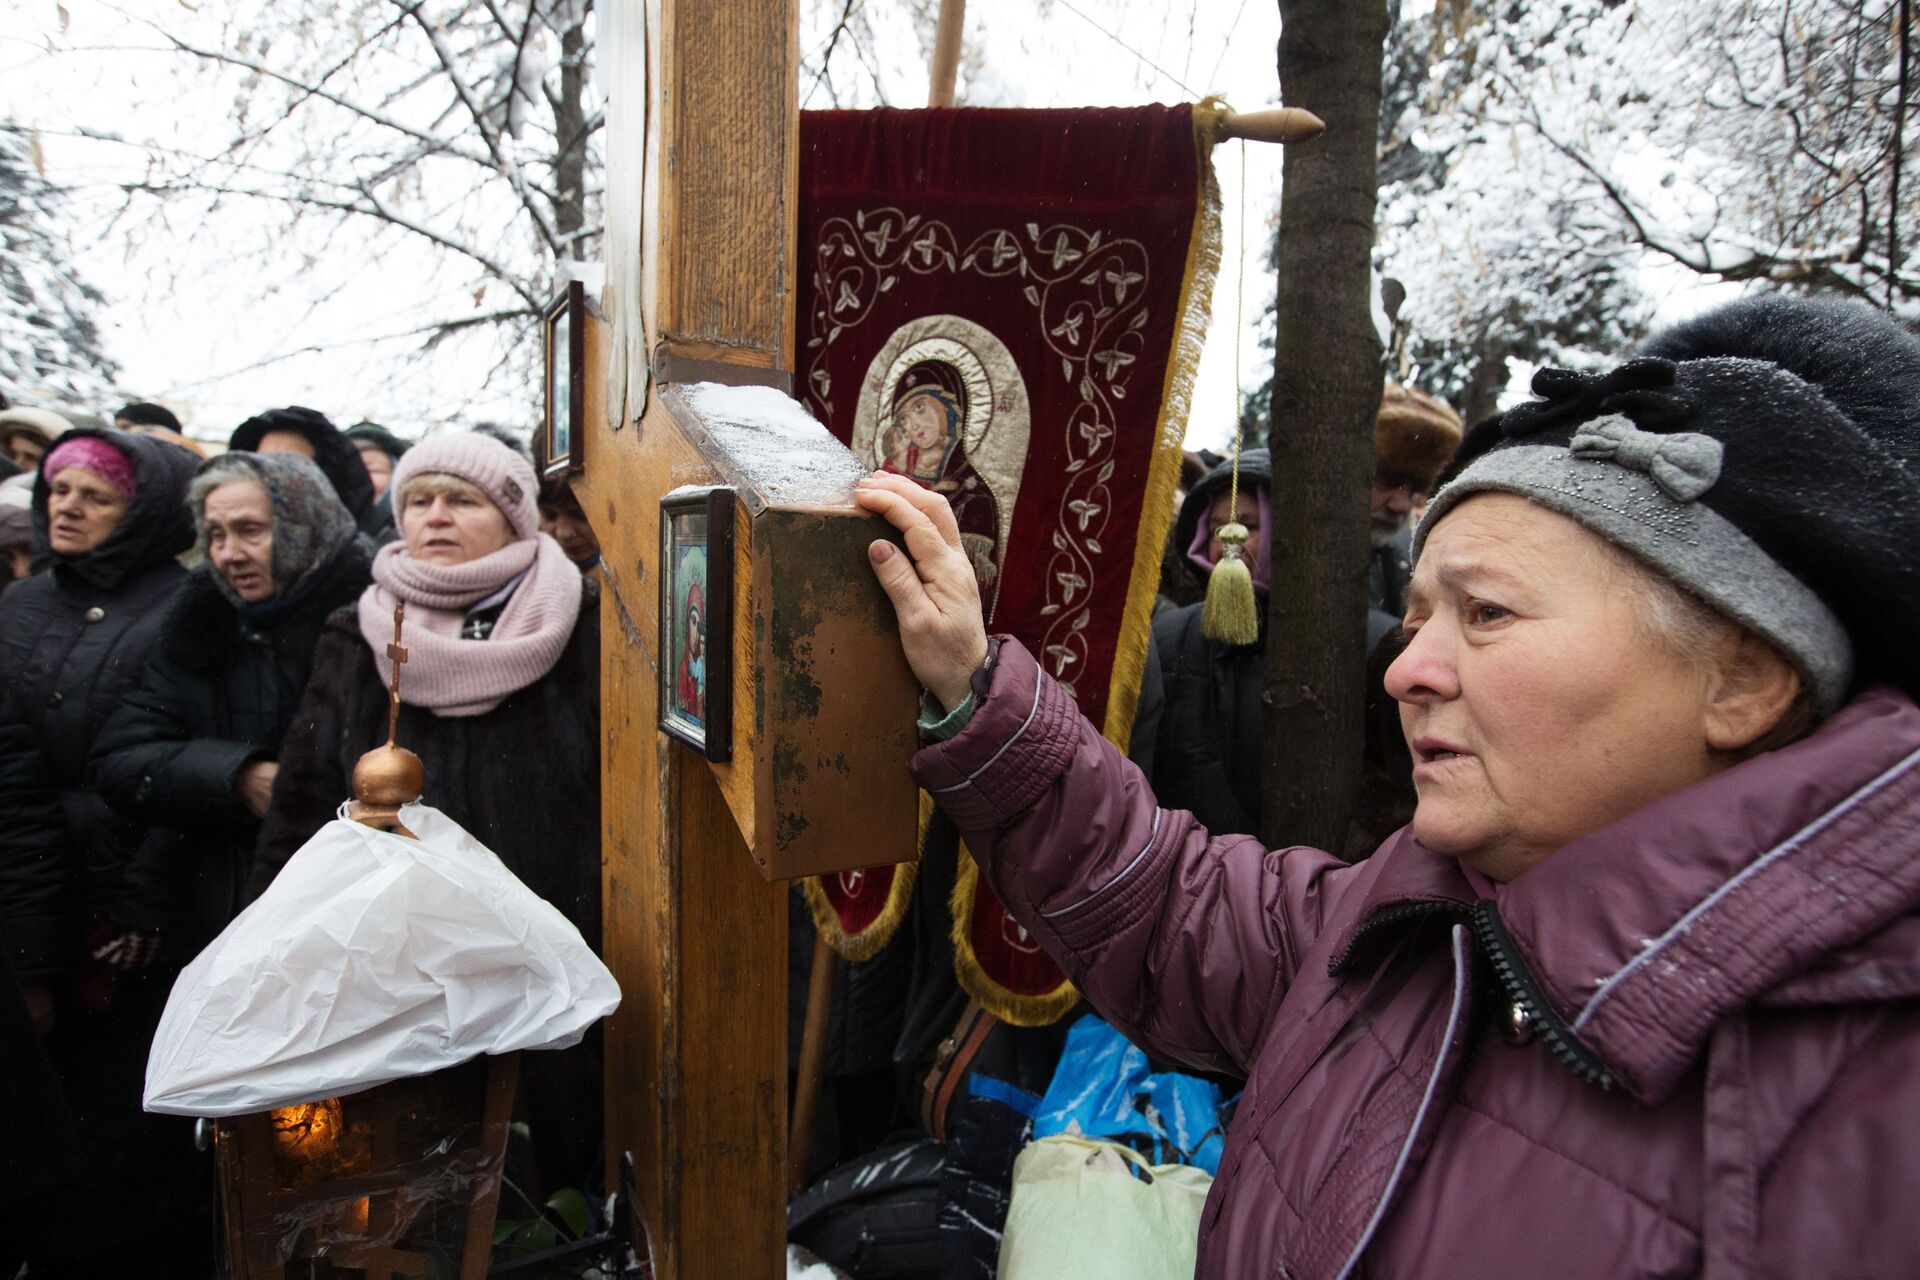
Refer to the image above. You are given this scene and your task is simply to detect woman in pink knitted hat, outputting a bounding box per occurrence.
[252,428,602,1198]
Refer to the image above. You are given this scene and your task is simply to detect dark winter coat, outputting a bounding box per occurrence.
[1147,595,1421,852]
[0,429,195,976]
[1155,450,1409,836]
[89,536,376,952]
[1366,526,1412,646]
[1155,449,1271,837]
[1149,602,1264,835]
[229,406,394,542]
[0,687,69,986]
[918,637,1920,1279]
[251,580,602,949]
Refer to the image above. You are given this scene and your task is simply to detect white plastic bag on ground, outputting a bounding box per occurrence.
[145,803,620,1117]
[997,1134,1213,1280]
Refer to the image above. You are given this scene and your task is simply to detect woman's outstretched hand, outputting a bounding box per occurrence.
[854,471,990,714]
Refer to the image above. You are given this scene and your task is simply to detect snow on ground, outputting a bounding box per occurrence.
[787,1244,852,1279]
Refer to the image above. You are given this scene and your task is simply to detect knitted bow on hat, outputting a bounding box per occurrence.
[1502,358,1697,439]
[1568,415,1724,502]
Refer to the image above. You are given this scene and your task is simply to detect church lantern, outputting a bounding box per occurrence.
[210,605,520,1280]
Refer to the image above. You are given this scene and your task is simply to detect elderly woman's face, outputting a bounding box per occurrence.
[46,468,130,555]
[203,479,276,602]
[1387,494,1724,881]
[398,476,514,565]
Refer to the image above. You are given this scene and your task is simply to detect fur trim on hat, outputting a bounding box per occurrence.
[1375,383,1463,491]
[0,407,71,445]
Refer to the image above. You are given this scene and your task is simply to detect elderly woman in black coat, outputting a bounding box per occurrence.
[0,427,207,1274]
[91,452,375,956]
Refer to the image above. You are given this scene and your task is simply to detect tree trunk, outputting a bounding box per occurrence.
[554,2,591,251]
[1260,0,1389,853]
[1462,345,1507,430]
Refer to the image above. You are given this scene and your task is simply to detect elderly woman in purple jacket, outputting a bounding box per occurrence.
[854,294,1920,1280]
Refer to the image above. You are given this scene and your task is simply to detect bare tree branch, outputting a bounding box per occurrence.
[394,0,564,258]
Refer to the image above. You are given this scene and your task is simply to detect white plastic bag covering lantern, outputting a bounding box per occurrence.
[144,803,620,1117]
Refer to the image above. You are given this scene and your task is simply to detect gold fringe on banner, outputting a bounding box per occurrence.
[799,793,929,962]
[1098,97,1228,754]
[949,847,1081,1028]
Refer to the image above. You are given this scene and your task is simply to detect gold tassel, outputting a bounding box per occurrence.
[1202,521,1260,645]
[1199,137,1259,649]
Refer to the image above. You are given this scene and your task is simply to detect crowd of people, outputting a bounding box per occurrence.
[0,402,604,1276]
[3,287,1918,1280]
[0,370,1472,1278]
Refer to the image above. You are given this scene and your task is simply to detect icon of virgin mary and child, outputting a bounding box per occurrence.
[675,580,705,723]
[877,360,1001,592]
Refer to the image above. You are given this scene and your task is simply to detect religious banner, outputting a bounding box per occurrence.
[797,102,1223,1023]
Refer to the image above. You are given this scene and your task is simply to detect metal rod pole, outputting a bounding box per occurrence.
[1890,0,1911,309]
[787,936,838,1194]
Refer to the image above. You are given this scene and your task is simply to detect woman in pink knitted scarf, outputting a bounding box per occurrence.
[253,429,603,1199]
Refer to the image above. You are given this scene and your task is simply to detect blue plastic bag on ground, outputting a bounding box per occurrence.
[1031,1014,1231,1175]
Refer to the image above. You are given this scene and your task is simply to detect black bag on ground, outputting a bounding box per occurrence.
[788,1136,944,1280]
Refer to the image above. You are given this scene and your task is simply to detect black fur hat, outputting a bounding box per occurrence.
[1637,292,1920,469]
[115,401,183,431]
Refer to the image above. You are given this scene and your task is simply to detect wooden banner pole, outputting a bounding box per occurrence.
[929,0,966,106]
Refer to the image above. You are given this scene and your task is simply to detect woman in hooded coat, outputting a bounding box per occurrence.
[856,294,1920,1279]
[90,452,375,955]
[0,427,206,1274]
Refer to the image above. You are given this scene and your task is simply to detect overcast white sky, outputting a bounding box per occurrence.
[8,0,1723,449]
[6,0,1291,448]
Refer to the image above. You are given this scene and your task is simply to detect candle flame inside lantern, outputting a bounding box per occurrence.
[271,1099,344,1166]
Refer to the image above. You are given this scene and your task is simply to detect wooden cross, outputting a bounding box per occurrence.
[385,601,408,748]
[586,4,801,1275]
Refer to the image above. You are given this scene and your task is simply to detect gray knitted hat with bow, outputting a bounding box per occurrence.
[1414,297,1920,714]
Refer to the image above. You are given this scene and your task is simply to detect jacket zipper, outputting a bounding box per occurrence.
[1470,898,1616,1091]
[1328,899,1469,976]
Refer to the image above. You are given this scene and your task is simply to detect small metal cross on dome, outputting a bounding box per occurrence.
[385,602,408,747]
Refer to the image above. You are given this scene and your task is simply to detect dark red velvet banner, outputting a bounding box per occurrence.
[796,105,1217,1023]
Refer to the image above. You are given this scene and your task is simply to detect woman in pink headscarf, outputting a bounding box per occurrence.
[0,427,204,1273]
